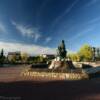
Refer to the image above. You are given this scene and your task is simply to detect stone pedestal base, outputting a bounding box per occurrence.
[49,60,75,70]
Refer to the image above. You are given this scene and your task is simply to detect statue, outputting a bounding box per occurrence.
[49,40,75,70]
[57,40,67,59]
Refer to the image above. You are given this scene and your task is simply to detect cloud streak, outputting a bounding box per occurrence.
[12,21,41,42]
[0,41,56,56]
[37,0,50,16]
[51,0,79,29]
[0,23,6,33]
[87,17,100,24]
[36,0,50,26]
[45,37,52,43]
[85,0,99,7]
[67,27,94,42]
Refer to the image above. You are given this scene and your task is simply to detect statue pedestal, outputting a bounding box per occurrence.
[49,58,75,70]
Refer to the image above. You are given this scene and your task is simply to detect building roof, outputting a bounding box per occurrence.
[8,52,20,55]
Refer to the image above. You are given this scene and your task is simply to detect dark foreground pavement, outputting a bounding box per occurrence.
[0,79,100,100]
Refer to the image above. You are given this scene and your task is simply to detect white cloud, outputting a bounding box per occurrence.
[12,21,41,42]
[45,37,52,43]
[0,23,6,33]
[0,41,56,56]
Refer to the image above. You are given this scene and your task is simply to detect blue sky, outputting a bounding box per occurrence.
[0,0,100,55]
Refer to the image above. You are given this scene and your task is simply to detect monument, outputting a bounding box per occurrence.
[49,40,75,71]
[57,40,67,59]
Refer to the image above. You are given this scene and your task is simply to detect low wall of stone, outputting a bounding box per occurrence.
[21,70,89,80]
[73,61,100,68]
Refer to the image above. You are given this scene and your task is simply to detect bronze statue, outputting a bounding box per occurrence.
[57,40,67,59]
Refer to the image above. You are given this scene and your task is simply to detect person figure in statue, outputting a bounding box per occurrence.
[57,40,67,59]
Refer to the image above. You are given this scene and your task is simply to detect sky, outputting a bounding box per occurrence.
[0,0,100,55]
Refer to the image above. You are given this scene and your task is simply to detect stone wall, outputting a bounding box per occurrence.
[73,61,100,68]
[21,70,89,80]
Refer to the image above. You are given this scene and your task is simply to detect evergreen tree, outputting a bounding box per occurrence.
[1,49,4,58]
[0,49,5,65]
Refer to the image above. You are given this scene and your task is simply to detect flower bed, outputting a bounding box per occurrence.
[21,69,89,80]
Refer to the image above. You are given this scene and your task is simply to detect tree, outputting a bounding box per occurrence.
[21,52,29,63]
[1,49,4,57]
[39,56,45,63]
[68,53,80,62]
[0,49,5,65]
[78,44,93,61]
[10,55,16,63]
[34,56,45,63]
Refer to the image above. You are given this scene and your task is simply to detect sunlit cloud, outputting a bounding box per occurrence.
[12,21,41,42]
[0,41,56,56]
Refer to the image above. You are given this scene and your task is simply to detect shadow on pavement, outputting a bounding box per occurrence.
[0,80,100,100]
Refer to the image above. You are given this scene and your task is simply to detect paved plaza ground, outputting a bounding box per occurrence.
[0,66,100,100]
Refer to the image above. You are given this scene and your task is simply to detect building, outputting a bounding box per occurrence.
[40,54,55,59]
[7,52,21,62]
